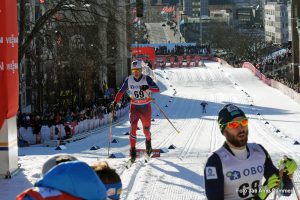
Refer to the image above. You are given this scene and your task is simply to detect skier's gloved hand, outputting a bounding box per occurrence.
[258,174,280,200]
[110,102,116,111]
[140,85,149,91]
[279,157,297,175]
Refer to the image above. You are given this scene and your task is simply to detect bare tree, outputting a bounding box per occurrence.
[203,22,274,64]
[19,0,131,112]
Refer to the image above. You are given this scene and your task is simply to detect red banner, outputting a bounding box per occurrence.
[131,46,156,63]
[0,0,19,128]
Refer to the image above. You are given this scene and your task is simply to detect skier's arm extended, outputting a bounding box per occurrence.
[114,78,128,103]
[204,153,224,200]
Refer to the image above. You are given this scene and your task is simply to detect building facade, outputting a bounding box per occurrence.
[264,2,289,45]
[210,10,232,25]
[183,0,209,17]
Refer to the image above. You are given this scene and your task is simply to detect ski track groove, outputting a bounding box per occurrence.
[209,93,221,153]
[178,68,215,159]
[178,112,205,159]
[151,70,195,150]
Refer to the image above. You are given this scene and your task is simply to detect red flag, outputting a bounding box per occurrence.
[0,0,19,128]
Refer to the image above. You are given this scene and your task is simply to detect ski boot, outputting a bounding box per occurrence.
[130,147,136,162]
[145,139,152,157]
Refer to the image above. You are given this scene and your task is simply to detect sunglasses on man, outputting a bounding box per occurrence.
[224,118,248,129]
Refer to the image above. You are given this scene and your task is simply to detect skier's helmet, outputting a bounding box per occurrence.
[131,60,142,70]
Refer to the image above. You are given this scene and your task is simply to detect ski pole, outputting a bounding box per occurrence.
[274,163,285,200]
[291,178,300,200]
[274,155,300,200]
[107,110,114,158]
[152,100,180,134]
[283,154,300,200]
[274,155,288,199]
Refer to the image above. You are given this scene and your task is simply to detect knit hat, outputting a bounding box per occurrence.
[131,60,142,70]
[36,161,107,200]
[218,104,246,134]
[41,154,78,176]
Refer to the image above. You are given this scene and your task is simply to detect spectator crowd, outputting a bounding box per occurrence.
[217,47,300,94]
[17,88,130,146]
[155,44,210,56]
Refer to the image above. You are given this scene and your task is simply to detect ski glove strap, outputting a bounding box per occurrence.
[258,174,280,200]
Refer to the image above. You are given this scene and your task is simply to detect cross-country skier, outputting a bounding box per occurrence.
[111,60,160,162]
[204,104,297,200]
[200,101,208,113]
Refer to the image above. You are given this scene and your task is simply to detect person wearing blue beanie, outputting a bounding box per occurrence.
[17,161,107,200]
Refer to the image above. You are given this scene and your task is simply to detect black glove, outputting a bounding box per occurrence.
[110,102,116,111]
[140,85,149,91]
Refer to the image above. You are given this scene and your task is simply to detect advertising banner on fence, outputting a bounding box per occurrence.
[0,0,19,129]
[155,55,214,68]
[242,62,271,86]
[131,46,156,63]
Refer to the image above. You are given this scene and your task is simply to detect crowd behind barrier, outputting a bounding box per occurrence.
[17,95,130,146]
[242,62,300,104]
[241,47,300,94]
[202,48,300,98]
[271,76,300,93]
[254,49,291,74]
[243,62,272,86]
[213,46,300,94]
[155,44,210,56]
[18,107,129,146]
[155,54,216,68]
